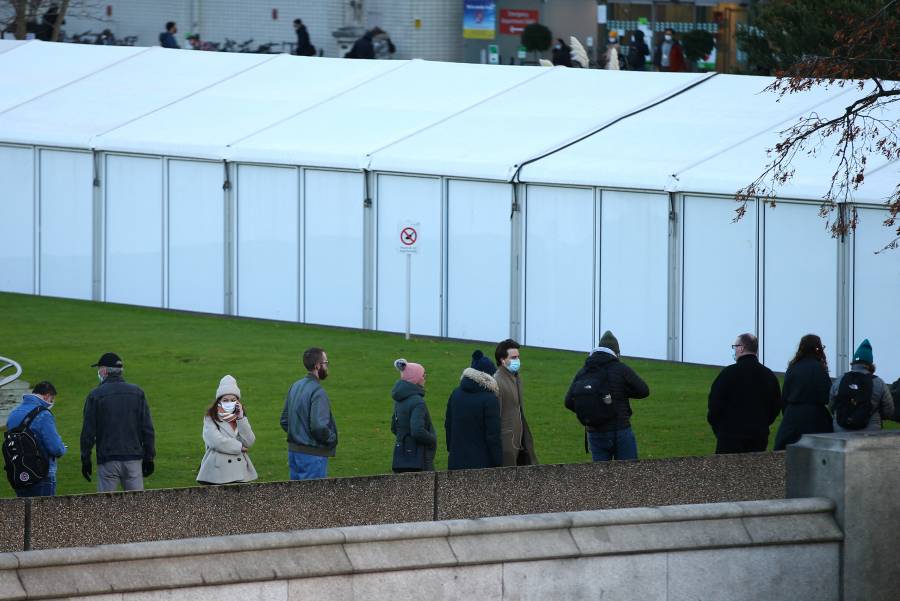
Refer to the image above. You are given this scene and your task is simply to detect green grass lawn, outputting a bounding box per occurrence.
[2,292,763,497]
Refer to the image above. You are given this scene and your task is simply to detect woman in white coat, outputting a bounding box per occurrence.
[197,375,258,485]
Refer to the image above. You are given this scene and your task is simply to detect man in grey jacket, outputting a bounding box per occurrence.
[280,347,337,480]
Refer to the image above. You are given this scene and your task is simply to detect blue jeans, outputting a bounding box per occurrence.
[588,427,638,461]
[15,477,56,497]
[289,451,328,480]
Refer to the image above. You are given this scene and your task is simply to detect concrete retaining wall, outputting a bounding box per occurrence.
[0,498,840,601]
[0,452,785,552]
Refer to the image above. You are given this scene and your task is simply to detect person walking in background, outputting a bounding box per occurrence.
[773,334,834,450]
[707,333,781,454]
[494,339,538,466]
[372,27,396,59]
[445,350,502,470]
[551,38,572,67]
[345,27,376,59]
[5,381,66,497]
[565,331,650,461]
[390,359,436,472]
[293,18,316,56]
[627,30,649,70]
[196,375,257,485]
[80,352,156,492]
[280,347,337,480]
[830,339,894,432]
[653,27,685,72]
[159,21,179,48]
[602,30,623,70]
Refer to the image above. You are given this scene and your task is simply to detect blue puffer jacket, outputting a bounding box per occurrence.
[7,394,66,481]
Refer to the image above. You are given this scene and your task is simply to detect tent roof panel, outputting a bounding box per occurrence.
[94,55,404,159]
[0,46,269,148]
[366,68,704,180]
[226,59,542,168]
[0,40,144,113]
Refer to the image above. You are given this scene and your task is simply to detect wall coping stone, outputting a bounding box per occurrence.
[0,498,839,596]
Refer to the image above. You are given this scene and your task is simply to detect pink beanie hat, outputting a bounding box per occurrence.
[394,358,425,386]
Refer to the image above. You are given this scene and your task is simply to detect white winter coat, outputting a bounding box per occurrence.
[196,415,258,484]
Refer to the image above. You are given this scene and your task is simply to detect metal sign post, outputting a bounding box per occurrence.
[398,222,420,340]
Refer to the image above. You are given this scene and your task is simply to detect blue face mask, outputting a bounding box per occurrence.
[507,358,521,373]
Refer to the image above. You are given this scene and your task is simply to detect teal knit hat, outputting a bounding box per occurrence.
[852,339,873,364]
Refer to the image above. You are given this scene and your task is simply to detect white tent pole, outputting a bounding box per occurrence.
[836,204,853,373]
[667,192,683,361]
[91,150,104,302]
[223,160,235,316]
[363,169,376,331]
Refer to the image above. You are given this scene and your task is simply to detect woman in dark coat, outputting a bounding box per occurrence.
[774,334,834,450]
[445,350,503,470]
[391,358,436,472]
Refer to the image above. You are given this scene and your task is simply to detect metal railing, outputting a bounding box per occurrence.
[0,356,22,388]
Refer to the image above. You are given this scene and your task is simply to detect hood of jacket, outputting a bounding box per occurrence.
[460,367,499,395]
[584,350,618,370]
[392,379,425,402]
[21,393,52,409]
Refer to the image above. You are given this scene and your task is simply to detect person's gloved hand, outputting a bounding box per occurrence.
[81,460,92,482]
[142,459,154,478]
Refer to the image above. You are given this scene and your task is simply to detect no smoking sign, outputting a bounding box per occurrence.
[398,222,420,253]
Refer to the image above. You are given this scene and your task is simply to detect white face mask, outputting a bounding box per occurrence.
[608,38,616,44]
[220,401,237,413]
[664,34,673,41]
[97,371,104,383]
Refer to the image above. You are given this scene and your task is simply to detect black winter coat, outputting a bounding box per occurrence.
[707,355,781,438]
[445,368,502,470]
[564,351,650,432]
[391,380,436,471]
[80,374,155,464]
[773,357,833,450]
[346,32,375,59]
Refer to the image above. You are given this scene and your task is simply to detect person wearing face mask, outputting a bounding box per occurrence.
[602,30,624,70]
[551,37,572,67]
[652,27,686,72]
[196,375,257,485]
[626,30,649,71]
[390,359,436,472]
[494,339,538,466]
[6,381,66,497]
[80,352,156,492]
[707,333,781,454]
[280,347,337,480]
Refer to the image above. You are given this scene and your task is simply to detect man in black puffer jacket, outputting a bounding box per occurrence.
[565,331,650,461]
[445,350,503,470]
[707,333,781,453]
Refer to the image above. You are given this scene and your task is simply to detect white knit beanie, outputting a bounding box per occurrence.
[215,375,241,400]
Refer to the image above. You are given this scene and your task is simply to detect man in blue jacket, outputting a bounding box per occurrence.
[280,347,337,480]
[7,381,66,497]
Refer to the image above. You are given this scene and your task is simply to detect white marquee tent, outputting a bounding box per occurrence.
[1,40,897,379]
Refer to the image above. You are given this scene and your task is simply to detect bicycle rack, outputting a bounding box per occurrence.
[0,356,22,388]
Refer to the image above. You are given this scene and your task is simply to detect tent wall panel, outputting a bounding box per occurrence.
[525,185,594,352]
[600,191,669,360]
[376,175,442,336]
[168,160,225,314]
[682,195,757,366]
[447,180,511,342]
[236,165,299,322]
[304,170,364,329]
[763,202,838,375]
[38,150,93,300]
[105,155,163,307]
[0,146,34,294]
[852,209,899,383]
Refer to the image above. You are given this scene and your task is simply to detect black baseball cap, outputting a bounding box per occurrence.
[92,352,123,368]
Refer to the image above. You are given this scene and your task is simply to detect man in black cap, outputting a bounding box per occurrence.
[80,352,156,492]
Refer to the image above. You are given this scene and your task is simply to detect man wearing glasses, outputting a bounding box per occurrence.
[706,333,781,454]
[280,347,338,480]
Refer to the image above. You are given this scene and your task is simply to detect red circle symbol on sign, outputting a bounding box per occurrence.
[400,227,418,246]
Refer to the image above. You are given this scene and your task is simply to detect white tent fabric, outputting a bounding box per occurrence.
[0,40,145,113]
[0,40,895,203]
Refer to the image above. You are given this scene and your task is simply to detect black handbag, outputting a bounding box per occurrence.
[392,434,425,472]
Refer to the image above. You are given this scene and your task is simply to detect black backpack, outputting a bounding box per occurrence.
[834,371,875,430]
[3,406,49,490]
[569,368,616,428]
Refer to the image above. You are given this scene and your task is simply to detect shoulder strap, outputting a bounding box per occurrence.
[20,406,47,430]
